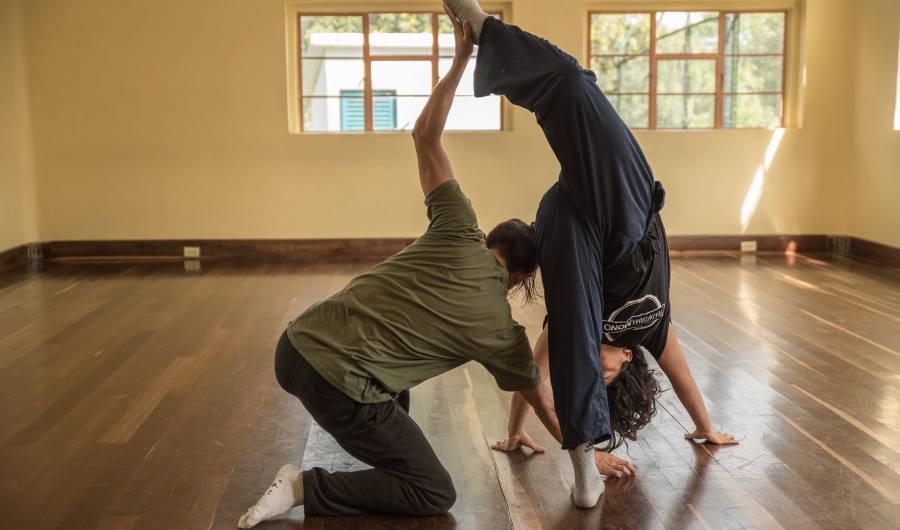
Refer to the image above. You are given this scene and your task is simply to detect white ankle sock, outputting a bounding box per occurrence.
[567,442,604,508]
[238,464,304,529]
[442,0,489,43]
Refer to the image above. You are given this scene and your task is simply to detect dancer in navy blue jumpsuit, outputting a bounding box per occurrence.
[447,0,737,507]
[473,16,667,450]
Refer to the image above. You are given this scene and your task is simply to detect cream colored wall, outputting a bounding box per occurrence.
[10,0,895,245]
[850,0,900,248]
[623,0,858,236]
[0,0,39,252]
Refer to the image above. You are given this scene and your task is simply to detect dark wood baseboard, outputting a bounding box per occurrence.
[0,243,44,272]
[0,245,29,272]
[830,236,900,268]
[667,234,828,252]
[44,235,829,260]
[3,234,898,269]
[43,239,417,262]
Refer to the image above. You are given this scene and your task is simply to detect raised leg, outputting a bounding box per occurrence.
[475,16,655,246]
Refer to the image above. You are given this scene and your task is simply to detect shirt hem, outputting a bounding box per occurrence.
[286,328,392,405]
[497,376,543,392]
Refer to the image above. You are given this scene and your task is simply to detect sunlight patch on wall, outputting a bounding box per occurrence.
[741,128,785,233]
[764,128,786,169]
[741,166,765,233]
[895,30,900,130]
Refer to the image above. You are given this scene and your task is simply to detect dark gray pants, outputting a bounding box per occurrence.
[274,330,456,516]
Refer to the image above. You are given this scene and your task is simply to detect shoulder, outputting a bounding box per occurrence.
[425,179,463,206]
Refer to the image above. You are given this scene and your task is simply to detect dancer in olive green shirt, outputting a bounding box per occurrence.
[238,10,562,527]
[288,178,542,404]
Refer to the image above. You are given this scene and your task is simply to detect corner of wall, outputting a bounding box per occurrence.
[847,0,900,248]
[0,0,40,253]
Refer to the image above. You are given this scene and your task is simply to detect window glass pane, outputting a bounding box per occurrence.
[657,95,715,128]
[725,13,784,54]
[656,59,716,94]
[301,16,363,57]
[369,13,433,56]
[438,13,454,35]
[438,58,476,95]
[445,95,501,130]
[437,58,501,130]
[373,95,428,131]
[656,12,718,54]
[590,14,651,55]
[371,61,433,95]
[301,59,365,97]
[608,94,649,128]
[724,56,783,93]
[590,56,649,93]
[303,97,359,132]
[723,94,781,128]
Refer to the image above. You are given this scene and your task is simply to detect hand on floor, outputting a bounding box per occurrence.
[685,429,739,444]
[594,451,636,478]
[491,430,545,453]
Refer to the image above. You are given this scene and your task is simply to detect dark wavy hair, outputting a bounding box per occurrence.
[486,219,540,304]
[603,346,663,452]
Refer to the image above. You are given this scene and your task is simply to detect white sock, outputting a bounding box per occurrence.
[442,0,489,43]
[567,442,604,508]
[238,464,304,529]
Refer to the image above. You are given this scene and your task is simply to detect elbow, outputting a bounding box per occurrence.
[412,117,439,145]
[411,116,427,142]
[412,125,435,146]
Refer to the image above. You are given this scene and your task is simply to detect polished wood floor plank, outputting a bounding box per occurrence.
[98,515,140,530]
[1,254,899,528]
[6,330,158,447]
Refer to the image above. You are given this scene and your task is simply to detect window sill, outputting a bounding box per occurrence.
[290,129,508,135]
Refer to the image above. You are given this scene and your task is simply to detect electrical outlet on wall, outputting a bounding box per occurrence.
[184,246,201,258]
[740,240,758,252]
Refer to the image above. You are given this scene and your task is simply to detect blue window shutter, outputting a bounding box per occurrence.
[340,89,396,131]
[340,90,364,131]
[373,90,397,131]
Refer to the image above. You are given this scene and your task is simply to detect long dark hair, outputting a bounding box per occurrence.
[603,346,663,451]
[486,219,540,304]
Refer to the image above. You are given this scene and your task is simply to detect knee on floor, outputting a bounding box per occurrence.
[417,473,457,515]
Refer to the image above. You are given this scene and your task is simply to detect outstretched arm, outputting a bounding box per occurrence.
[411,6,473,197]
[492,326,551,452]
[516,384,562,446]
[657,326,738,444]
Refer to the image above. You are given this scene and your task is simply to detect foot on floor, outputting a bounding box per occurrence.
[238,464,304,529]
[567,442,605,508]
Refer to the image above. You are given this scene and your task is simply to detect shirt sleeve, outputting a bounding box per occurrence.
[644,310,671,361]
[480,330,541,392]
[423,180,483,242]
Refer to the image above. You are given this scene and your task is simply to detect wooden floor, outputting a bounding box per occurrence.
[1,252,900,530]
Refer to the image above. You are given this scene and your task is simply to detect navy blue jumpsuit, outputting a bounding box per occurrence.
[474,17,669,450]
